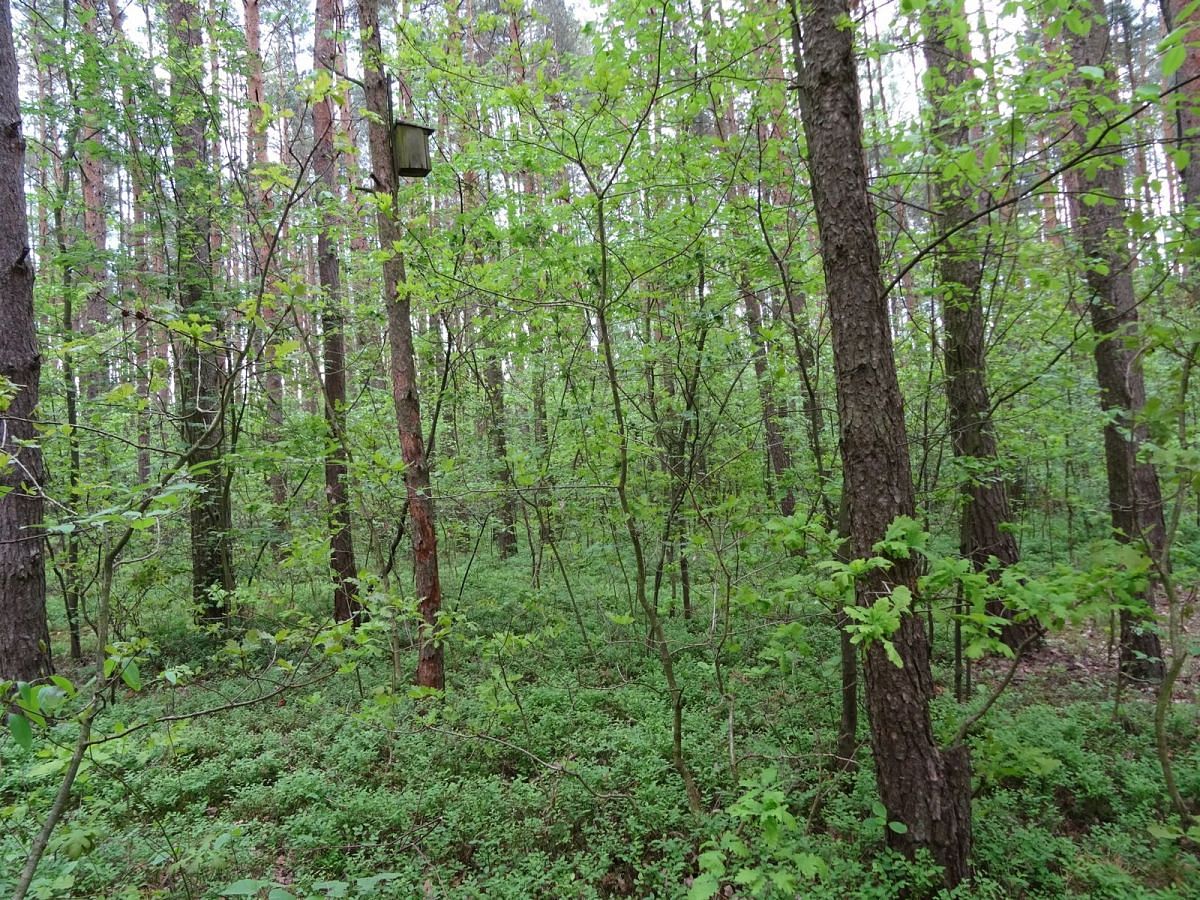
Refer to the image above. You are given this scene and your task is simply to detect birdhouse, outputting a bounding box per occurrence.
[390,120,435,178]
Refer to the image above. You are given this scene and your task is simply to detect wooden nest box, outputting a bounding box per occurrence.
[390,120,435,178]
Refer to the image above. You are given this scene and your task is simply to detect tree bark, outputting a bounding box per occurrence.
[243,0,288,527]
[359,0,445,688]
[1066,0,1165,683]
[168,0,234,623]
[789,0,972,884]
[313,0,361,624]
[78,0,108,387]
[106,0,154,486]
[921,0,1036,649]
[0,0,52,681]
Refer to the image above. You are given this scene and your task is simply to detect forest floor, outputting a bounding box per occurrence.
[975,615,1200,702]
[2,562,1199,899]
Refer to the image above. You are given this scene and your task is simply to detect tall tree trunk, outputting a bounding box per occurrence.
[34,17,84,662]
[168,0,234,623]
[1066,0,1165,683]
[107,0,153,485]
[78,0,107,399]
[52,198,84,661]
[313,0,361,623]
[243,0,288,525]
[0,0,52,681]
[789,0,972,884]
[922,0,1035,649]
[358,0,445,688]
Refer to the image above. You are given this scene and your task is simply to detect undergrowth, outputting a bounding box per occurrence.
[1,556,1197,899]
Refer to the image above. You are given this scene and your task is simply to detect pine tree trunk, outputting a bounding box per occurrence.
[0,0,52,681]
[51,200,84,661]
[359,0,444,688]
[1066,0,1165,683]
[922,0,1036,650]
[789,0,971,884]
[168,0,234,623]
[78,0,107,400]
[313,0,361,624]
[243,0,288,528]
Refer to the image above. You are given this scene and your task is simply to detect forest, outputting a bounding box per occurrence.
[1,0,1199,895]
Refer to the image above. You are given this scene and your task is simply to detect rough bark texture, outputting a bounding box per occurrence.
[169,0,234,622]
[1066,0,1165,683]
[922,0,1036,649]
[0,0,52,681]
[790,0,971,884]
[313,0,361,624]
[359,0,445,688]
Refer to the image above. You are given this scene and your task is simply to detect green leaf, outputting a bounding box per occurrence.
[355,874,400,891]
[888,820,909,834]
[1147,823,1180,840]
[883,640,904,669]
[697,849,725,877]
[1164,42,1188,79]
[733,867,763,886]
[311,881,349,898]
[220,879,275,896]
[9,713,33,750]
[121,660,142,691]
[793,852,827,878]
[686,872,721,900]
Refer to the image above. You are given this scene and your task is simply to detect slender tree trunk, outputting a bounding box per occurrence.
[243,0,288,525]
[78,0,107,398]
[0,0,52,681]
[922,0,1036,649]
[532,341,553,553]
[1066,0,1165,683]
[168,0,234,623]
[483,322,517,558]
[359,0,444,688]
[52,200,84,661]
[789,0,971,884]
[312,0,361,623]
[108,0,154,485]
